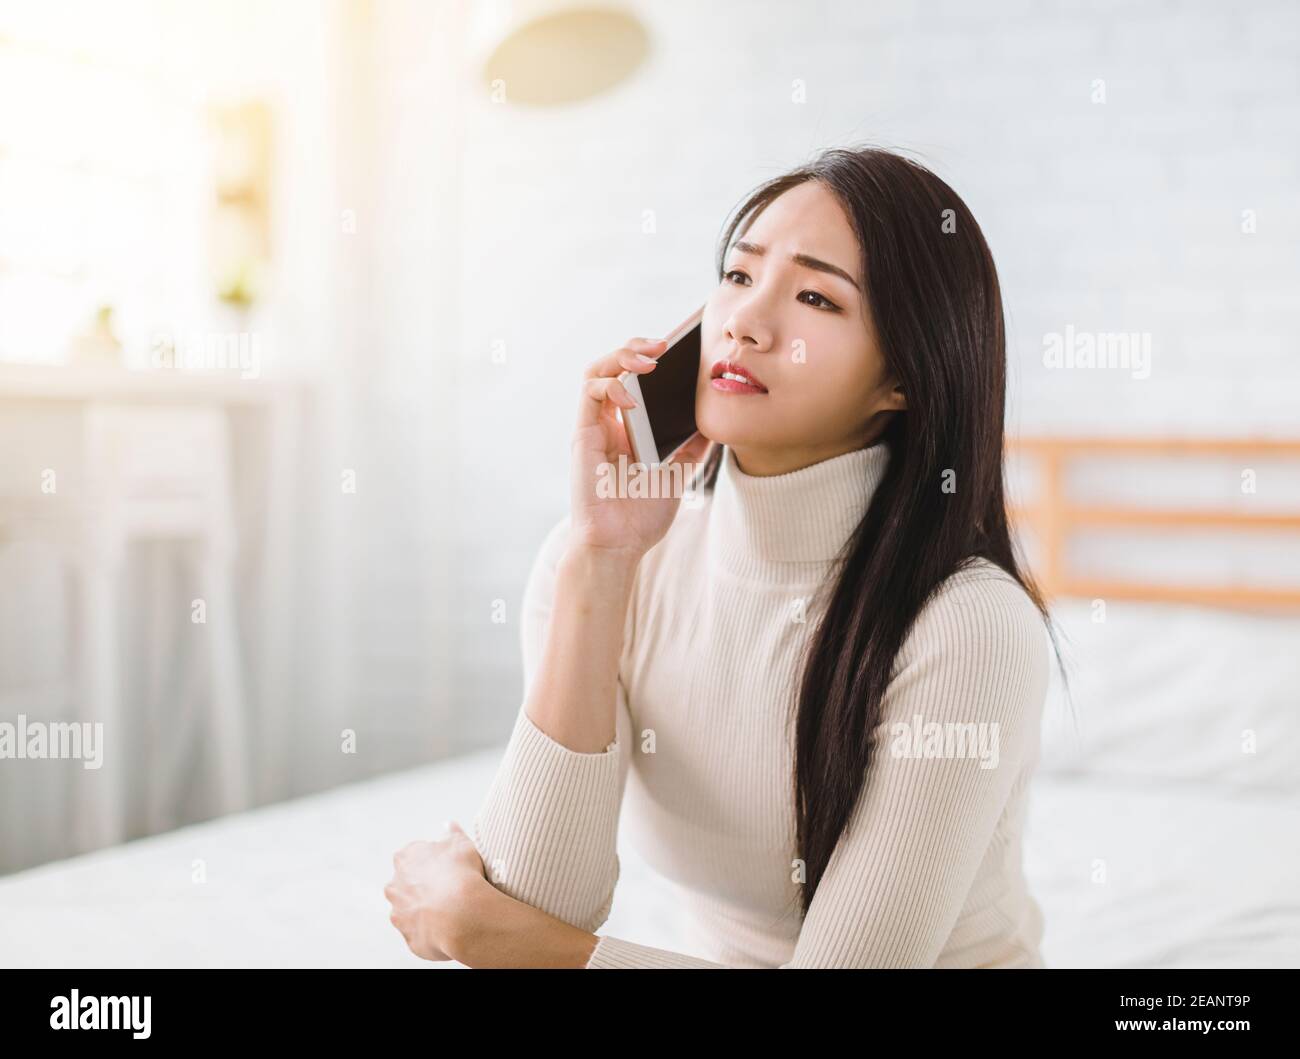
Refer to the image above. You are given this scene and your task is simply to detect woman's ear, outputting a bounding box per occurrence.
[884,382,907,412]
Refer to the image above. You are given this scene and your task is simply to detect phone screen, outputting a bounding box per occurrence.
[637,320,701,460]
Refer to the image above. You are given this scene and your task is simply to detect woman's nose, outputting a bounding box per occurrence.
[724,299,774,352]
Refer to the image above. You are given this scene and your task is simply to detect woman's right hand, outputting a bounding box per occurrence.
[570,337,712,560]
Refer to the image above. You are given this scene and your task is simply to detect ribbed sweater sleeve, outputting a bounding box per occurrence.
[584,568,1050,969]
[470,516,634,934]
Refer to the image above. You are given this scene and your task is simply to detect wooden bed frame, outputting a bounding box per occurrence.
[1005,437,1300,610]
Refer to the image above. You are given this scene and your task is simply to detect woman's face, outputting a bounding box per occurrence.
[695,179,904,477]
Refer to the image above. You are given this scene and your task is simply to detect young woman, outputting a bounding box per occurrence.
[385,145,1066,969]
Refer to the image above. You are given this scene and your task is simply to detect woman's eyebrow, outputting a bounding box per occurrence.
[731,239,861,292]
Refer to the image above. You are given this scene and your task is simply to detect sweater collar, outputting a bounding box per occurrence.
[707,441,890,581]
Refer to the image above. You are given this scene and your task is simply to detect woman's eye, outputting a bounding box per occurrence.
[723,271,838,312]
[799,290,839,311]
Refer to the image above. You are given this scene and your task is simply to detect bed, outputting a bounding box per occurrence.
[1015,436,1300,968]
[2,436,1297,967]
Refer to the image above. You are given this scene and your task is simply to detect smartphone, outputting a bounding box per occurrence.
[617,305,703,466]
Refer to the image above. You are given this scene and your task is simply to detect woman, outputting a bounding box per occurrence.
[385,145,1066,968]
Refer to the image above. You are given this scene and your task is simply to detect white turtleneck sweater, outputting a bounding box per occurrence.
[472,442,1051,968]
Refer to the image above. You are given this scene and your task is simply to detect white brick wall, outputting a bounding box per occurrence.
[442,0,1300,747]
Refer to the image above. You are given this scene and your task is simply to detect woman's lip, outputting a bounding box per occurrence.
[711,376,768,395]
[710,360,767,390]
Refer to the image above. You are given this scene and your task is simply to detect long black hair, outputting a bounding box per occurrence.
[693,145,1069,918]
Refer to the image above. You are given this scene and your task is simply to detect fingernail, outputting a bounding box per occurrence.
[635,353,657,363]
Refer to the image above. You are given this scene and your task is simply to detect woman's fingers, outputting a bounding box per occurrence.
[577,375,636,433]
[576,336,672,435]
[612,407,632,455]
[583,338,667,380]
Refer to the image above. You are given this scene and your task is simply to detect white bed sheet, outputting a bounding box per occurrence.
[1029,775,1300,967]
[2,743,1295,967]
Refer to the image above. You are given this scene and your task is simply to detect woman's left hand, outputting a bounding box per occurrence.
[385,821,488,962]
